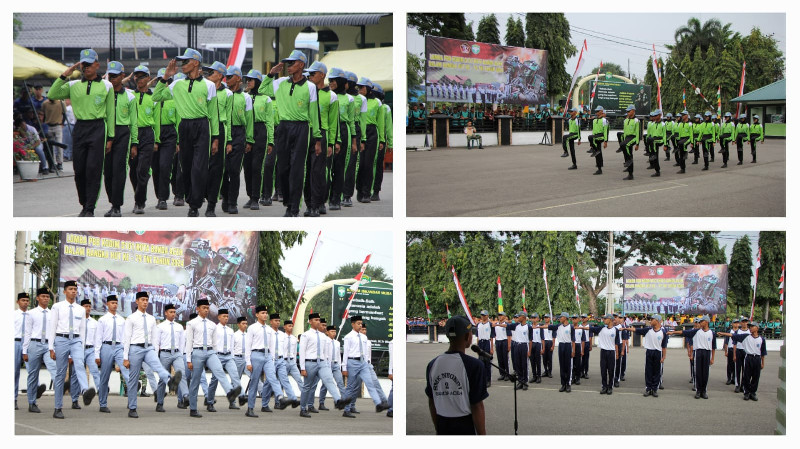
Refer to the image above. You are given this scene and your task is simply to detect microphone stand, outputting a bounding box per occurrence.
[474,347,519,435]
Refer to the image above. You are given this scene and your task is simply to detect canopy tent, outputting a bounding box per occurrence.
[14,44,80,81]
[320,47,392,91]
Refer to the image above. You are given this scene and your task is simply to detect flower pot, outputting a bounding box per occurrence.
[16,160,39,181]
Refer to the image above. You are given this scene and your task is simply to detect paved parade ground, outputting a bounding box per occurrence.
[13,163,392,218]
[15,394,392,435]
[406,342,781,435]
[407,139,785,217]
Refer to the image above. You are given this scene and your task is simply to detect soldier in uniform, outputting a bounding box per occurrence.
[749,115,764,163]
[241,70,274,210]
[588,106,608,175]
[220,66,253,215]
[562,107,581,170]
[618,105,639,180]
[719,112,736,168]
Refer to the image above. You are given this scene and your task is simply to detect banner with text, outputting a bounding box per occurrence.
[425,35,548,105]
[58,231,259,322]
[590,78,651,115]
[331,281,393,351]
[622,265,728,316]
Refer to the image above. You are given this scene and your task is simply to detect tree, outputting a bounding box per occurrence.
[407,13,473,40]
[13,13,22,41]
[476,14,501,44]
[323,261,392,283]
[116,20,152,60]
[671,17,735,61]
[524,13,577,98]
[407,51,425,100]
[256,231,306,317]
[29,231,60,293]
[505,16,525,47]
[741,27,786,87]
[755,231,785,320]
[695,232,727,265]
[728,235,753,317]
[587,62,626,77]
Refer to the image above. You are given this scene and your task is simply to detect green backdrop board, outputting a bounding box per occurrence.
[332,280,393,351]
[590,79,651,116]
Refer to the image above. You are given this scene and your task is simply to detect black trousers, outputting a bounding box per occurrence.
[304,131,327,209]
[664,132,673,160]
[557,343,573,386]
[72,118,106,211]
[692,141,700,162]
[178,117,211,209]
[720,138,731,165]
[563,135,578,165]
[690,349,696,382]
[276,120,310,214]
[171,149,184,200]
[357,124,378,197]
[133,126,155,206]
[615,347,623,381]
[206,123,227,206]
[343,126,361,198]
[510,342,518,374]
[735,348,746,386]
[749,139,758,161]
[736,135,746,163]
[582,341,591,375]
[620,343,628,377]
[495,339,509,378]
[373,147,386,194]
[512,342,528,384]
[478,339,492,384]
[677,137,690,171]
[600,349,615,389]
[702,140,712,168]
[153,125,177,202]
[645,349,662,390]
[104,125,130,208]
[618,133,635,174]
[329,121,350,204]
[572,344,582,381]
[243,122,267,201]
[742,354,762,394]
[649,139,661,173]
[694,349,711,394]
[543,340,553,374]
[589,134,604,168]
[221,125,246,207]
[726,348,735,382]
[529,342,542,378]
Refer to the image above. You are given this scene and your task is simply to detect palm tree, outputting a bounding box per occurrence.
[117,20,152,60]
[670,18,736,60]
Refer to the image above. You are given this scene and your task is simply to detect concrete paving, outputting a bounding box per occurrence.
[407,342,780,435]
[407,140,785,217]
[14,162,392,218]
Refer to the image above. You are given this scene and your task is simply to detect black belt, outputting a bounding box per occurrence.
[251,349,265,353]
[160,349,180,353]
[218,352,231,356]
[234,354,244,357]
[103,341,121,345]
[31,338,45,342]
[231,124,244,128]
[77,118,104,123]
[192,347,212,350]
[56,333,78,338]
[85,345,94,349]
[745,354,762,358]
[347,357,361,360]
[15,338,21,341]
[479,339,491,342]
[306,358,320,362]
[131,343,150,348]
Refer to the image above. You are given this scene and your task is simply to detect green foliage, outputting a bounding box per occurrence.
[755,231,785,320]
[671,18,736,61]
[524,13,577,98]
[306,262,393,322]
[696,232,727,265]
[476,14,501,45]
[116,20,152,60]
[256,231,306,317]
[728,235,753,316]
[505,16,525,47]
[407,13,474,40]
[407,51,424,100]
[741,28,785,86]
[29,231,60,293]
[13,13,22,41]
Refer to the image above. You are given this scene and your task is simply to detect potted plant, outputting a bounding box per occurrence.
[14,131,41,181]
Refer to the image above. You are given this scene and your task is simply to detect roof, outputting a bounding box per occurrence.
[203,13,390,29]
[13,44,79,81]
[320,47,393,90]
[730,79,786,103]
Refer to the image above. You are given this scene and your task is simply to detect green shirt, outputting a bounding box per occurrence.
[335,93,356,143]
[700,120,716,143]
[720,121,736,141]
[317,88,339,146]
[567,117,580,138]
[354,94,366,137]
[592,117,609,141]
[648,121,666,143]
[623,118,639,145]
[135,89,160,143]
[259,75,321,139]
[230,90,254,144]
[155,98,180,143]
[48,75,115,139]
[112,87,137,145]
[736,123,750,141]
[382,104,393,148]
[750,123,763,141]
[361,98,386,144]
[677,121,694,144]
[250,93,275,146]
[152,76,220,138]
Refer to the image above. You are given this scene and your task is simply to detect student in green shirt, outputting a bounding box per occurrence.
[719,112,736,168]
[699,111,715,171]
[562,107,581,170]
[749,115,764,163]
[220,66,253,215]
[618,105,639,180]
[663,113,674,162]
[101,61,136,218]
[304,61,338,217]
[675,111,693,174]
[327,67,354,210]
[691,114,703,165]
[646,110,666,177]
[202,61,231,217]
[261,49,322,217]
[342,71,361,207]
[735,113,750,165]
[241,70,274,210]
[152,68,181,210]
[154,48,221,217]
[355,77,385,203]
[588,105,609,175]
[371,83,392,201]
[128,65,159,214]
[48,48,115,217]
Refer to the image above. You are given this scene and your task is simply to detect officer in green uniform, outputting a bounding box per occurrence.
[220,66,253,215]
[169,73,187,206]
[242,70,274,210]
[749,115,763,163]
[327,67,355,210]
[710,114,719,162]
[663,113,674,161]
[303,61,338,217]
[128,65,159,214]
[261,49,322,217]
[588,105,608,175]
[202,61,231,217]
[48,49,115,217]
[154,49,221,217]
[152,68,181,210]
[699,111,715,171]
[356,77,385,203]
[735,113,750,165]
[563,107,581,170]
[102,61,136,217]
[618,105,639,180]
[719,112,736,168]
[675,111,693,174]
[646,110,665,177]
[342,71,362,208]
[691,114,703,165]
[371,83,392,201]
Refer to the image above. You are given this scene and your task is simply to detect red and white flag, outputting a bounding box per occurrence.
[779,264,785,312]
[589,61,602,110]
[571,265,580,303]
[497,276,504,314]
[749,247,761,320]
[227,28,247,69]
[452,266,476,325]
[336,253,372,337]
[736,61,746,117]
[291,231,323,323]
[564,39,588,111]
[543,258,553,318]
[522,286,527,313]
[652,44,662,112]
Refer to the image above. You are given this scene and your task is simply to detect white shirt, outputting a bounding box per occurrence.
[285,332,298,359]
[213,323,235,353]
[733,328,750,348]
[689,328,716,351]
[83,316,98,347]
[477,321,493,340]
[184,316,217,363]
[94,312,125,359]
[299,329,326,370]
[265,327,280,359]
[341,330,368,372]
[123,309,158,359]
[48,300,85,350]
[329,338,342,364]
[15,308,32,340]
[593,325,620,351]
[153,319,185,353]
[275,331,289,358]
[494,322,507,339]
[541,322,554,341]
[319,333,332,361]
[233,329,246,356]
[640,327,668,351]
[554,323,575,344]
[244,321,270,366]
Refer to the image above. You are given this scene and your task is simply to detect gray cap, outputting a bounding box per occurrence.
[571,314,579,319]
[531,312,539,318]
[513,313,520,318]
[445,316,472,338]
[480,310,488,316]
[519,311,528,317]
[580,314,588,318]
[753,114,760,120]
[740,316,749,322]
[544,313,552,318]
[594,105,604,112]
[560,312,570,319]
[498,311,506,316]
[704,111,712,116]
[626,104,636,112]
[724,112,732,117]
[733,317,740,323]
[699,315,710,322]
[603,314,614,320]
[652,314,662,322]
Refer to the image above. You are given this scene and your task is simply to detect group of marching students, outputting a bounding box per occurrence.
[561,104,764,180]
[49,47,391,217]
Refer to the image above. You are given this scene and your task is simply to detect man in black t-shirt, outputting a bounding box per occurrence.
[425,316,488,435]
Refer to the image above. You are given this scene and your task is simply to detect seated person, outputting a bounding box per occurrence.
[464,121,483,149]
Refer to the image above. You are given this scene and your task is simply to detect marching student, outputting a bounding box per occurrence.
[152,303,188,411]
[749,115,764,163]
[233,316,248,406]
[580,314,592,379]
[102,61,136,217]
[300,313,346,418]
[128,65,159,214]
[371,83,392,201]
[80,299,102,395]
[541,313,555,377]
[618,105,639,180]
[201,61,231,217]
[319,325,345,411]
[94,295,131,412]
[588,106,609,175]
[562,107,581,170]
[719,323,767,401]
[570,314,585,385]
[719,112,736,168]
[675,111,693,174]
[327,67,355,210]
[580,314,620,394]
[734,317,751,392]
[206,309,242,411]
[244,307,286,417]
[669,315,717,399]
[341,71,362,207]
[283,321,303,388]
[476,310,494,387]
[355,77,385,204]
[341,316,387,417]
[241,69,274,209]
[152,68,181,210]
[15,293,33,410]
[528,313,544,383]
[265,313,300,410]
[722,318,740,385]
[304,61,338,216]
[621,314,669,397]
[220,66,253,215]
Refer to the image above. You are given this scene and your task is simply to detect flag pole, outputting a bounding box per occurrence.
[543,258,553,318]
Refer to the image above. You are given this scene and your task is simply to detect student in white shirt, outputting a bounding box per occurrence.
[152,303,188,411]
[94,294,131,412]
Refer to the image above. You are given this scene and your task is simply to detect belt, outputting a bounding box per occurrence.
[745,354,761,358]
[47,123,62,127]
[479,339,490,342]
[103,341,121,345]
[31,338,45,342]
[131,343,150,348]
[347,357,361,360]
[160,349,180,353]
[15,338,21,341]
[56,333,78,338]
[234,354,244,357]
[85,345,94,349]
[218,352,231,356]
[77,118,104,123]
[305,358,320,362]
[193,347,212,350]
[251,349,265,353]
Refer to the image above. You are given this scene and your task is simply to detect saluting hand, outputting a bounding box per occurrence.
[62,62,81,78]
[163,59,178,80]
[269,63,284,76]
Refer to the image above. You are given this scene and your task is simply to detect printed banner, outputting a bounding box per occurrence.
[590,78,651,115]
[331,281,393,351]
[58,231,259,322]
[425,35,548,105]
[622,265,728,316]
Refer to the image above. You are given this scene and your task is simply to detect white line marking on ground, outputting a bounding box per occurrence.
[15,422,58,435]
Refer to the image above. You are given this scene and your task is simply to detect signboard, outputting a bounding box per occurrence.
[622,265,728,316]
[58,231,259,322]
[331,281,393,351]
[425,35,548,105]
[590,79,651,115]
